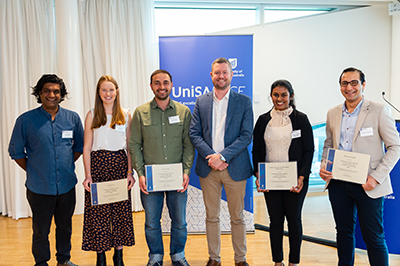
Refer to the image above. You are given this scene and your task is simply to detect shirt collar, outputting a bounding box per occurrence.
[213,88,230,101]
[342,97,364,114]
[40,105,61,120]
[150,98,175,110]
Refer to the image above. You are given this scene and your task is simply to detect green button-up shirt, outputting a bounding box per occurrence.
[129,98,194,177]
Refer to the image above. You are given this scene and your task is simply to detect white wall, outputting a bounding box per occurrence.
[219,5,392,124]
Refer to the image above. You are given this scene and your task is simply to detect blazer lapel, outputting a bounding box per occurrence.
[205,92,214,141]
[333,105,342,149]
[225,90,236,131]
[352,99,370,144]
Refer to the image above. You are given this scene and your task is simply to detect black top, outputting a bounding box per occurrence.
[252,108,315,180]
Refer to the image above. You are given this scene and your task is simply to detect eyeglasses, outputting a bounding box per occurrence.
[340,80,360,87]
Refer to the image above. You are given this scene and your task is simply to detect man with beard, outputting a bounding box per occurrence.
[320,67,400,266]
[129,69,194,266]
[189,58,253,266]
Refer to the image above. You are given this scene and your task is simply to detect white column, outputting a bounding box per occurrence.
[54,0,85,214]
[391,14,400,120]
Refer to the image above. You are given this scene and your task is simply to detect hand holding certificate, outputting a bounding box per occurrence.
[258,162,297,190]
[91,178,128,206]
[145,163,183,192]
[325,148,371,184]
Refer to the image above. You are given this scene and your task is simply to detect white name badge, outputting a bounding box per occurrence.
[360,127,373,137]
[62,130,73,138]
[115,124,125,132]
[168,115,180,124]
[292,130,301,139]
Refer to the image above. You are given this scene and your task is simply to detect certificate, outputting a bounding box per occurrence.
[90,178,128,206]
[145,163,183,192]
[258,162,297,190]
[325,148,371,184]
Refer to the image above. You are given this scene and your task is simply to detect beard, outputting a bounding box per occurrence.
[154,89,170,100]
[213,79,231,91]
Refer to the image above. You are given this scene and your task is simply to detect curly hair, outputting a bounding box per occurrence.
[31,74,68,103]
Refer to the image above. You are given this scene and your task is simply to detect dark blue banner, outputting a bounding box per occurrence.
[159,35,254,233]
[356,121,400,254]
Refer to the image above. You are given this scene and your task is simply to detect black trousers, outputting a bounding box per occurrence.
[27,187,76,266]
[264,182,308,264]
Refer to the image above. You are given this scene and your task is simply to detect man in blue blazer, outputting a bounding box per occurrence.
[189,58,253,266]
[320,67,400,266]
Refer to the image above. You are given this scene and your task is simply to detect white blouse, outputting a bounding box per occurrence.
[91,108,129,152]
[264,107,293,162]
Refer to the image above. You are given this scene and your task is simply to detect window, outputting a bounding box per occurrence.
[264,9,331,24]
[154,7,256,36]
[154,2,343,37]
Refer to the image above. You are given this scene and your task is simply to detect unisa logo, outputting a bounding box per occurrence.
[229,58,238,69]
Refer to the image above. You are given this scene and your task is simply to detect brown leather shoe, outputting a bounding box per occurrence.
[206,259,221,266]
[235,261,249,266]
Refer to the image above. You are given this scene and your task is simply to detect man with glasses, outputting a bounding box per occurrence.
[319,67,400,266]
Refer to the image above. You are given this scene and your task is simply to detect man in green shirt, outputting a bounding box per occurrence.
[129,69,194,266]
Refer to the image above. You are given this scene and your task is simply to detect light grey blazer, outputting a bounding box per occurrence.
[322,98,400,198]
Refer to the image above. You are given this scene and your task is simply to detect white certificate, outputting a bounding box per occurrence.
[145,163,183,192]
[90,178,128,206]
[258,162,297,190]
[325,148,371,184]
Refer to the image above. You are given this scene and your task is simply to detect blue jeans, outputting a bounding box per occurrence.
[140,190,188,262]
[328,179,388,266]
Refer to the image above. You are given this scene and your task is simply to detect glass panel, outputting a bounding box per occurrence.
[310,123,326,186]
[264,10,329,24]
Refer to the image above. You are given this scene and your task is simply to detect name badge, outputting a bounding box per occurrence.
[115,124,125,132]
[168,115,180,124]
[292,130,301,139]
[360,127,373,137]
[62,130,73,138]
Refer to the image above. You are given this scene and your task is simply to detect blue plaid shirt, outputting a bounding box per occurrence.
[8,106,84,195]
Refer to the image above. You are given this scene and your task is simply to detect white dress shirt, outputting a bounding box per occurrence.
[212,89,230,153]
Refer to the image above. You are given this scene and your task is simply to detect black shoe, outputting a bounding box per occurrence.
[113,249,124,266]
[96,252,106,266]
[57,261,78,266]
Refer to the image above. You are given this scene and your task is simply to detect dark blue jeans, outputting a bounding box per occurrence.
[140,190,187,262]
[328,180,388,266]
[27,188,76,266]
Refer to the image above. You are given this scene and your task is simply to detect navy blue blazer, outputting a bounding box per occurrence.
[189,89,253,181]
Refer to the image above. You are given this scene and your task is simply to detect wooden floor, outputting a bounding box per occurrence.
[1,192,399,266]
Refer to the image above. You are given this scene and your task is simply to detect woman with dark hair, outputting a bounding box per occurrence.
[252,80,314,266]
[82,75,135,266]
